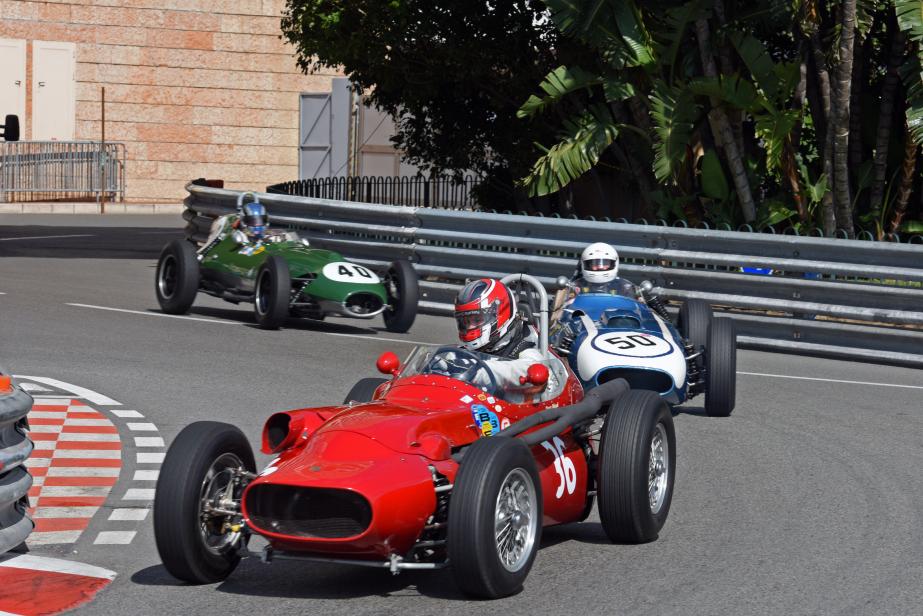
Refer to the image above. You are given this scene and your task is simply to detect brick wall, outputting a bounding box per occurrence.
[0,0,339,201]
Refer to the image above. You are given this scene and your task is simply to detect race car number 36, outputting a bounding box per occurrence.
[590,332,673,358]
[322,262,381,284]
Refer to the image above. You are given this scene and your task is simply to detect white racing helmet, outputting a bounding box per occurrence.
[580,242,619,284]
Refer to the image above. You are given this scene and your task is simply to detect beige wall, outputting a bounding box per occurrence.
[0,0,339,201]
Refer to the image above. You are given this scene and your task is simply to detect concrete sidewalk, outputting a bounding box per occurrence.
[0,202,183,215]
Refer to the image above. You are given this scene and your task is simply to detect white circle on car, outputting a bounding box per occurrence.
[322,262,381,284]
[590,332,674,358]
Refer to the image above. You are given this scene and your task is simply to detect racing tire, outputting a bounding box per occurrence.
[448,437,542,599]
[678,299,712,353]
[704,318,737,417]
[155,239,199,315]
[154,421,256,584]
[597,390,676,543]
[253,256,290,329]
[342,377,388,404]
[382,260,418,333]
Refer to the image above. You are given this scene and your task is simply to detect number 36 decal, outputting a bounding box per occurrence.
[322,262,381,284]
[541,436,577,498]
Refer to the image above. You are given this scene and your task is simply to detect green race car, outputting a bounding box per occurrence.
[155,198,418,332]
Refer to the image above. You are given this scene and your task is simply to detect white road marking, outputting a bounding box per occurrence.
[126,422,157,431]
[39,486,113,497]
[53,449,121,459]
[64,418,112,426]
[28,424,62,433]
[110,409,143,418]
[47,467,120,477]
[16,375,121,405]
[25,531,83,545]
[63,302,427,345]
[108,509,149,521]
[122,488,155,500]
[132,470,159,481]
[137,452,165,463]
[28,411,67,419]
[134,437,164,447]
[0,554,116,580]
[26,458,50,467]
[31,507,99,519]
[738,371,923,390]
[19,382,50,392]
[58,433,121,442]
[93,531,137,545]
[0,233,95,242]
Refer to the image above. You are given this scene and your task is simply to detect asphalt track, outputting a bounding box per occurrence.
[1,214,922,616]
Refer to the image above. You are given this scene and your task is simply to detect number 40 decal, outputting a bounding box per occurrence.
[337,264,374,278]
[541,436,577,498]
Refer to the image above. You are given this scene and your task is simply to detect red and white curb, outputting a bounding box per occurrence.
[0,554,115,616]
[16,376,164,547]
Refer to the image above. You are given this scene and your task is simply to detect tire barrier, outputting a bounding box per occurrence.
[184,182,923,367]
[0,372,34,555]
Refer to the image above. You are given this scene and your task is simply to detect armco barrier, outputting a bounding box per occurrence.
[184,183,923,367]
[0,371,34,554]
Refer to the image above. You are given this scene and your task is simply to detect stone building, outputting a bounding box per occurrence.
[0,0,339,202]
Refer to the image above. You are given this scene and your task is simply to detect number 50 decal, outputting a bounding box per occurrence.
[541,436,577,498]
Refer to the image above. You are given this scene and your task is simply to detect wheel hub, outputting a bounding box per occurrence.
[648,423,669,514]
[494,468,537,573]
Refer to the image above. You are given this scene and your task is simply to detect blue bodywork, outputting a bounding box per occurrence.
[554,293,689,404]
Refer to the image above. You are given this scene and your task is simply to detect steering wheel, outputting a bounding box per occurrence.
[421,346,499,395]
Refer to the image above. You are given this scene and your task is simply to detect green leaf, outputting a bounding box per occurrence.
[700,150,729,201]
[729,32,779,101]
[895,0,923,43]
[611,0,656,67]
[544,0,655,69]
[754,109,799,172]
[517,65,603,119]
[899,220,923,233]
[520,104,620,196]
[602,79,635,102]
[648,82,700,182]
[900,54,923,146]
[688,75,759,111]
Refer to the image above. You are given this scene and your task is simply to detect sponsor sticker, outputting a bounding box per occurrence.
[471,404,500,437]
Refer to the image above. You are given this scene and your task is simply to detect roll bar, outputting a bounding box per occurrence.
[499,273,549,359]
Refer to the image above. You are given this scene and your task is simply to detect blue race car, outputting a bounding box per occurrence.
[550,283,736,416]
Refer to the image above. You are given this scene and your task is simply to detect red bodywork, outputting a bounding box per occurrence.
[241,367,586,561]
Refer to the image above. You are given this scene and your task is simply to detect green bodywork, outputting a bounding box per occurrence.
[199,217,387,305]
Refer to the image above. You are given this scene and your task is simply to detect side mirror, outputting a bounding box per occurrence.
[1,114,20,142]
[376,351,400,376]
[519,363,549,386]
[556,275,572,290]
[231,229,248,245]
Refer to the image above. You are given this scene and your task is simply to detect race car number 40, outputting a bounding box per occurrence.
[590,332,674,358]
[322,262,381,284]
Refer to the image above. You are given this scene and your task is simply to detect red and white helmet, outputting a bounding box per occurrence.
[454,278,517,351]
[580,242,619,284]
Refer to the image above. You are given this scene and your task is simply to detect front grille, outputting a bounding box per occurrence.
[246,485,372,539]
[598,368,673,393]
[345,292,384,315]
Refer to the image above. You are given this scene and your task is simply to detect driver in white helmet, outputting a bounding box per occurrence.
[573,242,638,297]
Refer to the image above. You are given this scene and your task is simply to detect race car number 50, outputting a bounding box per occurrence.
[542,436,577,498]
[322,262,381,284]
[591,332,673,358]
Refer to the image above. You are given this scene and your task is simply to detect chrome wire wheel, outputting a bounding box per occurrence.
[494,467,537,573]
[198,452,244,556]
[255,270,270,316]
[158,254,177,299]
[648,423,669,514]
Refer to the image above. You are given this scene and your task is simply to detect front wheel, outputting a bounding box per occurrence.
[448,437,542,599]
[705,318,737,417]
[597,390,676,543]
[154,422,255,584]
[343,377,388,404]
[155,240,199,314]
[253,256,290,329]
[382,260,418,333]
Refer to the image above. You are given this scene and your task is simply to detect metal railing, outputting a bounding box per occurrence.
[0,141,126,202]
[184,182,923,367]
[267,175,480,209]
[0,372,34,555]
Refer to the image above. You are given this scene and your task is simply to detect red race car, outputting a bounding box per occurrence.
[153,274,677,599]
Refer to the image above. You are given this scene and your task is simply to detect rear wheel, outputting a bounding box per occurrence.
[448,437,542,599]
[253,256,290,329]
[678,299,712,353]
[705,318,737,417]
[597,391,676,543]
[156,239,199,314]
[342,377,388,404]
[154,421,255,584]
[382,260,418,333]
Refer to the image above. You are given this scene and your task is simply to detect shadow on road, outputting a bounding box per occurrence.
[187,305,384,336]
[0,226,182,259]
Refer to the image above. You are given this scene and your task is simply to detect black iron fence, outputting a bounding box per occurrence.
[267,175,480,210]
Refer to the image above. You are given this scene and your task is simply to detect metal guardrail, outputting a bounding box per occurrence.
[0,141,126,203]
[184,182,923,367]
[268,175,480,209]
[0,372,34,555]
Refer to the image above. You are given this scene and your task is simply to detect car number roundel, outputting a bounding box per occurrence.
[590,331,674,358]
[322,262,380,284]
